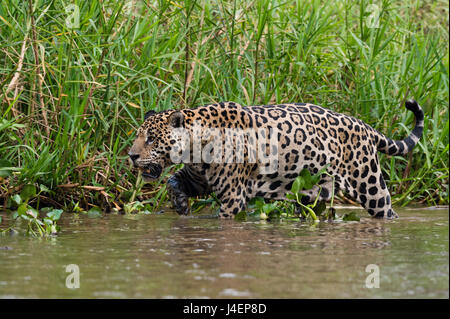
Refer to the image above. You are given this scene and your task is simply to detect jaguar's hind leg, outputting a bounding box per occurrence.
[216,182,247,219]
[350,173,398,219]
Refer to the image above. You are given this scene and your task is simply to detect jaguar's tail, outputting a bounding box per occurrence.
[375,100,424,156]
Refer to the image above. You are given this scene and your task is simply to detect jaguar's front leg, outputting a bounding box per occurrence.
[167,174,190,215]
[167,166,211,216]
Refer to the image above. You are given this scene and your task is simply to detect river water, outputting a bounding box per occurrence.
[0,207,448,298]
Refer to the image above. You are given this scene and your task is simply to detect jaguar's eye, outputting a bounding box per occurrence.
[146,135,155,145]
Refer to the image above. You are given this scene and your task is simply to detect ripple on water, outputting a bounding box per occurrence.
[219,288,252,297]
[92,291,127,298]
[219,273,237,278]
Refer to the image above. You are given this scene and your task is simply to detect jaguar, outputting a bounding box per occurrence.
[128,100,423,219]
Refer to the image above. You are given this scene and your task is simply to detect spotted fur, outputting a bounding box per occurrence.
[129,100,424,219]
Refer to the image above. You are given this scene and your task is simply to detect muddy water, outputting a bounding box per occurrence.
[0,207,448,298]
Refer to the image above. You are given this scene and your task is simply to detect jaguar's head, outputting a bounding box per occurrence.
[128,109,186,181]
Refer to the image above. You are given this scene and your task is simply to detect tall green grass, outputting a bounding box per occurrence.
[0,0,448,211]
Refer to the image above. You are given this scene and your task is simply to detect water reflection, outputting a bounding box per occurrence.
[0,208,448,298]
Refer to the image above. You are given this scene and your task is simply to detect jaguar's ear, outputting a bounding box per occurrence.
[168,111,185,128]
[144,110,156,120]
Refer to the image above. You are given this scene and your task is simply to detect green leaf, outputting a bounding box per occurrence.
[291,176,304,194]
[0,159,12,178]
[300,169,313,189]
[20,184,37,202]
[0,159,11,166]
[234,211,247,221]
[311,165,330,185]
[262,203,276,214]
[39,184,50,193]
[12,194,21,205]
[253,197,265,209]
[26,208,38,219]
[343,212,360,222]
[47,209,63,221]
[191,197,217,212]
[247,197,265,212]
[17,203,28,216]
[286,193,297,200]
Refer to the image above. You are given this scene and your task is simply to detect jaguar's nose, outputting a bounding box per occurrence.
[128,153,139,163]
